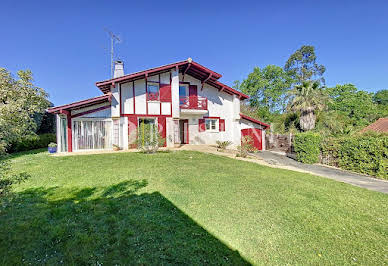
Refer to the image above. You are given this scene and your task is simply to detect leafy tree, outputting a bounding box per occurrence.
[288,81,326,131]
[285,45,326,84]
[373,89,388,106]
[239,65,294,113]
[0,68,49,198]
[326,84,377,127]
[0,68,49,152]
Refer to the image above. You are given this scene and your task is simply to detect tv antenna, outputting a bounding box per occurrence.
[104,28,121,78]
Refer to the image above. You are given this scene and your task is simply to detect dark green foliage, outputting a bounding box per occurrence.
[326,84,377,128]
[321,134,388,179]
[373,89,388,105]
[293,132,321,164]
[8,133,56,153]
[36,111,56,134]
[284,45,326,84]
[239,65,294,113]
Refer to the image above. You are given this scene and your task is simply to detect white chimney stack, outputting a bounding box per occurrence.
[113,60,124,78]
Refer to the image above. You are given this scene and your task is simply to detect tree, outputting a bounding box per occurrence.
[0,68,49,153]
[288,81,326,131]
[0,68,49,198]
[238,65,294,113]
[373,89,388,106]
[285,45,326,84]
[326,84,377,127]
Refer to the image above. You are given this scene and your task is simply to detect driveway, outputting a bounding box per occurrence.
[255,151,388,194]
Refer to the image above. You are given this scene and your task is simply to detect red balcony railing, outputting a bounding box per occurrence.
[180,96,208,110]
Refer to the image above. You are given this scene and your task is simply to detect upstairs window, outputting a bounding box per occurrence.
[147,82,159,101]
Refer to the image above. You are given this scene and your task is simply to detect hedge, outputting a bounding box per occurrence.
[321,135,388,179]
[293,132,321,164]
[8,133,56,153]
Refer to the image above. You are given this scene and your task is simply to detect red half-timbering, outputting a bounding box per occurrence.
[241,128,262,150]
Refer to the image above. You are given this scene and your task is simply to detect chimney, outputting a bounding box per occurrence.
[113,60,124,78]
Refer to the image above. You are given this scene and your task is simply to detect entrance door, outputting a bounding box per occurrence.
[241,128,262,150]
[179,119,189,144]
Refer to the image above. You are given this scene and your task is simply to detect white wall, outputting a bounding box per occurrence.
[71,102,110,116]
[111,84,120,117]
[134,79,146,114]
[121,82,134,114]
[120,72,172,116]
[178,74,241,147]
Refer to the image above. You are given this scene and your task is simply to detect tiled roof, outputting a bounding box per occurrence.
[361,117,388,133]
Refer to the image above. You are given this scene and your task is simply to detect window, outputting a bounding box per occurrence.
[205,119,218,132]
[73,120,112,151]
[179,84,189,105]
[147,82,159,101]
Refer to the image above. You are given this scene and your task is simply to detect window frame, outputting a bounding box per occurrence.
[205,118,219,132]
[147,81,160,101]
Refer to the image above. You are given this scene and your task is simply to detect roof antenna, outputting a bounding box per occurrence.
[104,28,121,78]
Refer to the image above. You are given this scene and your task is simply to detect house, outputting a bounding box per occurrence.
[360,117,388,133]
[48,58,270,152]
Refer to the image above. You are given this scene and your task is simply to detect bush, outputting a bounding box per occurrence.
[320,134,388,179]
[8,133,56,153]
[216,141,232,151]
[338,135,387,179]
[293,132,321,164]
[237,136,256,158]
[137,122,165,154]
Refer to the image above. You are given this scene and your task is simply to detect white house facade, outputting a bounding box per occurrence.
[48,59,269,153]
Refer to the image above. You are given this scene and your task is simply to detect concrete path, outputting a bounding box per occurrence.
[255,151,388,194]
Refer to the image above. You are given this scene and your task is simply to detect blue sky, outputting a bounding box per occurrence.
[1,0,387,106]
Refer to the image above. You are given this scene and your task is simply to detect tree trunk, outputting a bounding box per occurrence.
[300,110,316,131]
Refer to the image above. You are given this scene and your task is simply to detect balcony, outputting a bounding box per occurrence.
[179,96,208,115]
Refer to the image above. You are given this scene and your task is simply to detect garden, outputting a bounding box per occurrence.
[1,149,387,264]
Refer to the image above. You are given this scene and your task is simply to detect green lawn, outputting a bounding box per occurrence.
[1,150,387,265]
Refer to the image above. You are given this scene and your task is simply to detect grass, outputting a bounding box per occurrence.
[1,149,387,265]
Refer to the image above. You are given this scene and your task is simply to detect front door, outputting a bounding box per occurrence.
[179,119,189,144]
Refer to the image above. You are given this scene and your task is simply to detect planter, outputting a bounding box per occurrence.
[48,147,57,153]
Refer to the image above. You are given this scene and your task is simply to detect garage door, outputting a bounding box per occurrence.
[241,128,262,150]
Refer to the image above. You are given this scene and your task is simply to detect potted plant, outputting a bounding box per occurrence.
[48,142,57,153]
[113,144,120,151]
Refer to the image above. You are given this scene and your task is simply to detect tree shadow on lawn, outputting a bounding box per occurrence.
[0,180,248,265]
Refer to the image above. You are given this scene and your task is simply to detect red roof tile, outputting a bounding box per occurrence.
[361,117,388,133]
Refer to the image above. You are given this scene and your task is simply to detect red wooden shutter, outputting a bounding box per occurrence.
[198,119,205,132]
[219,119,225,131]
[159,84,171,102]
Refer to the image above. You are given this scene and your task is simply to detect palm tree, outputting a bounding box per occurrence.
[288,81,326,131]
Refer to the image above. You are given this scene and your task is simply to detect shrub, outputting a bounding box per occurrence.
[216,141,232,151]
[237,136,256,158]
[320,134,388,179]
[337,135,387,179]
[8,133,56,153]
[293,132,321,164]
[137,122,165,154]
